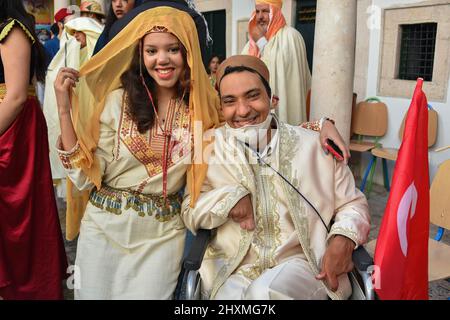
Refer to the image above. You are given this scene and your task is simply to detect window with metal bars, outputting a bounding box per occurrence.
[398,23,437,81]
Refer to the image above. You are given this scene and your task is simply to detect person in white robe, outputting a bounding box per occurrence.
[43,17,102,197]
[242,0,311,126]
[181,55,370,300]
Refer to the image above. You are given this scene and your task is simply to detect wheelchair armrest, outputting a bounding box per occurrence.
[353,245,373,272]
[352,246,376,300]
[183,229,212,271]
[185,270,202,300]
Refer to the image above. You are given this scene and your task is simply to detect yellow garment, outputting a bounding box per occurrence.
[66,7,220,239]
[255,0,283,9]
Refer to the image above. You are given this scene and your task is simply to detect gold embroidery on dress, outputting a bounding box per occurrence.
[58,142,83,170]
[149,25,169,33]
[119,98,191,179]
[0,84,35,100]
[0,19,35,44]
[89,184,184,221]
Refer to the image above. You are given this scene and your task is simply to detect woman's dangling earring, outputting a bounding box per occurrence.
[139,39,143,79]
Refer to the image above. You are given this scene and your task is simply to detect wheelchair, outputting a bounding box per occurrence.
[176,229,376,300]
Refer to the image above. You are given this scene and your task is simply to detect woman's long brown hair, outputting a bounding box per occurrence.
[120,37,191,133]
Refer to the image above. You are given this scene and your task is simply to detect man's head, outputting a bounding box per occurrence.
[80,1,105,23]
[254,0,283,30]
[255,3,271,31]
[64,17,103,49]
[54,8,74,35]
[50,23,59,38]
[112,0,136,19]
[73,30,87,48]
[217,55,278,128]
[54,8,72,24]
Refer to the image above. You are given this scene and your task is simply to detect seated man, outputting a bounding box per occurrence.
[181,55,370,300]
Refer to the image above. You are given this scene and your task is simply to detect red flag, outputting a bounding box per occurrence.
[373,78,429,300]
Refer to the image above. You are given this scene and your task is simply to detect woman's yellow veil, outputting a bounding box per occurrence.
[65,7,221,240]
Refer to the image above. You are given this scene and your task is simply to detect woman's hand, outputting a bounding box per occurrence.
[54,67,79,116]
[320,120,351,164]
[54,68,79,151]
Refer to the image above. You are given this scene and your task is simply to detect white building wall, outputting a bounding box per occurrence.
[231,0,254,54]
[197,0,449,182]
[363,0,450,181]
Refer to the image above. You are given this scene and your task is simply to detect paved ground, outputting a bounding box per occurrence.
[57,179,450,300]
[364,182,450,300]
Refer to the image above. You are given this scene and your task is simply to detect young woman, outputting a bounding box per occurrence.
[0,0,67,300]
[207,54,223,88]
[54,4,221,300]
[92,0,139,56]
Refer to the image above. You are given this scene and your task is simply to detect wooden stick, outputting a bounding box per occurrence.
[435,145,450,152]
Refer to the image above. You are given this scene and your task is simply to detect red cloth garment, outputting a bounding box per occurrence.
[374,78,429,300]
[0,95,68,300]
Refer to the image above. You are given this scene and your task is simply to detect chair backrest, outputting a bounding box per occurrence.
[430,159,450,230]
[398,108,438,147]
[351,98,388,137]
[349,93,358,136]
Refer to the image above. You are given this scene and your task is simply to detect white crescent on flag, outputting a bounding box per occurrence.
[397,182,418,256]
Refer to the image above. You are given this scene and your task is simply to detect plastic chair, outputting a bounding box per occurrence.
[178,229,376,300]
[428,159,450,282]
[349,97,388,153]
[361,106,438,197]
[349,98,388,194]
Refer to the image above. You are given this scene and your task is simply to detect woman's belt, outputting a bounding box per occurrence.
[0,83,36,101]
[89,184,184,222]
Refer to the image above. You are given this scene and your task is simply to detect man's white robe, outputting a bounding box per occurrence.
[243,26,311,125]
[181,117,370,300]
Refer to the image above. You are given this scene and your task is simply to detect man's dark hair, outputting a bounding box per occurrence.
[220,65,272,98]
[50,23,59,37]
